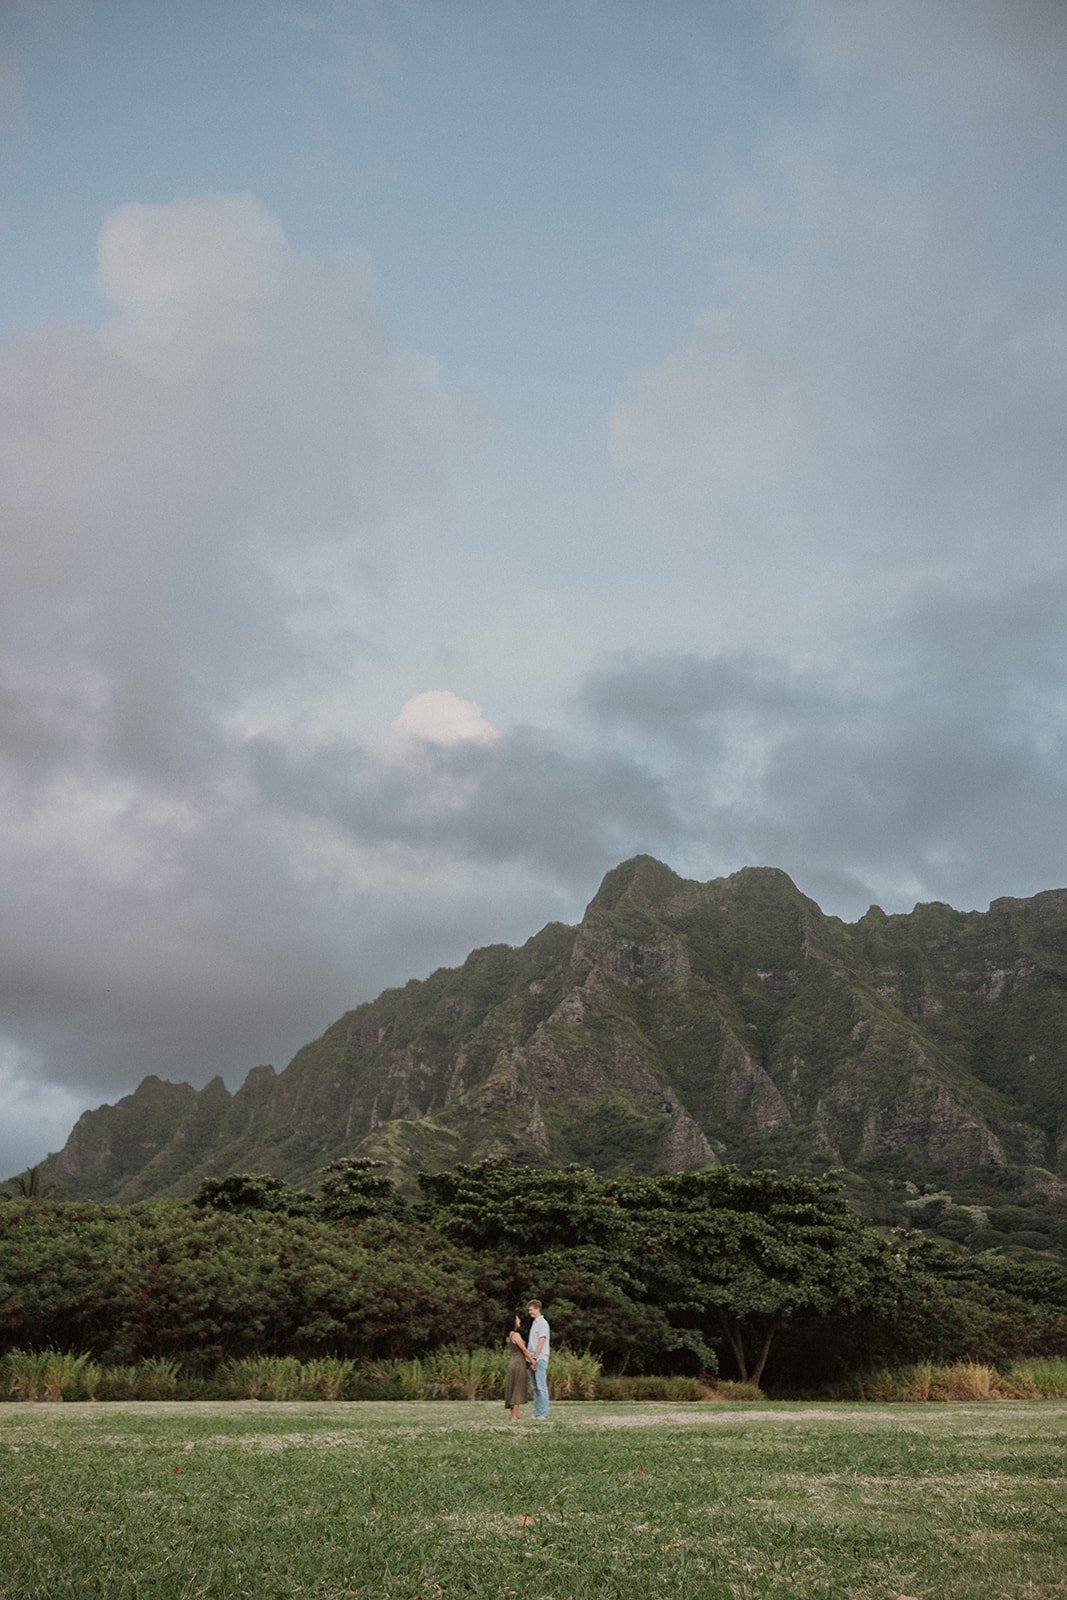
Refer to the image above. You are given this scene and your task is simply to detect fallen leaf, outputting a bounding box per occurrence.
[516,1515,536,1526]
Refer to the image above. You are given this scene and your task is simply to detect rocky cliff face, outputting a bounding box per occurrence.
[40,858,1066,1201]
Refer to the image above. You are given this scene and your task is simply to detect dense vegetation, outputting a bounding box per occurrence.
[2,1159,1064,1389]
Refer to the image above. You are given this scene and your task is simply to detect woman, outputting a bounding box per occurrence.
[504,1312,534,1420]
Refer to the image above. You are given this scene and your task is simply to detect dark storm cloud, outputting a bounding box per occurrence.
[245,726,679,881]
[576,572,1067,914]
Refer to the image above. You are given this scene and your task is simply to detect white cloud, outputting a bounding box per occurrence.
[2,188,467,568]
[389,690,501,750]
[0,192,476,779]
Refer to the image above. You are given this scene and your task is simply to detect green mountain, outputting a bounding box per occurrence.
[38,858,1067,1237]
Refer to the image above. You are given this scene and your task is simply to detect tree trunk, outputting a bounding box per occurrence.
[749,1319,780,1389]
[718,1313,781,1386]
[719,1312,749,1381]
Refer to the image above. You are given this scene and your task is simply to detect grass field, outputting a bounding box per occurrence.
[2,1400,1065,1600]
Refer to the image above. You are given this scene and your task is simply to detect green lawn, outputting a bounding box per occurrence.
[2,1400,1065,1599]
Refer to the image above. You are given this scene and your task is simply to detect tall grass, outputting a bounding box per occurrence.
[1,1349,103,1402]
[4,1346,1064,1403]
[96,1357,183,1401]
[220,1355,305,1400]
[422,1344,504,1400]
[299,1356,355,1400]
[0,1346,605,1404]
[1010,1356,1067,1398]
[828,1359,1067,1402]
[547,1349,601,1399]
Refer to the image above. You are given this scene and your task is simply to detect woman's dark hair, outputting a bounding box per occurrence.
[503,1312,521,1339]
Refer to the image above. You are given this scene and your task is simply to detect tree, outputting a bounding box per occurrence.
[0,1199,489,1362]
[878,1231,1067,1367]
[608,1168,901,1385]
[191,1172,307,1214]
[418,1160,900,1383]
[316,1159,407,1222]
[418,1159,631,1254]
[2,1166,62,1201]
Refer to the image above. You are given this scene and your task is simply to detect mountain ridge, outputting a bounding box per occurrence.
[33,858,1067,1222]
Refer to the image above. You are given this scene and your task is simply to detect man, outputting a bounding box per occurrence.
[526,1298,550,1420]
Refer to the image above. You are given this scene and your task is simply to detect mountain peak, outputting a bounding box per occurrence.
[727,865,805,899]
[586,855,690,916]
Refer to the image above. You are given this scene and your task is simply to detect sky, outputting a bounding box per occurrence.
[1,0,1065,1179]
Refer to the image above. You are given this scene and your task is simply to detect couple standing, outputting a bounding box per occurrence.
[504,1299,550,1421]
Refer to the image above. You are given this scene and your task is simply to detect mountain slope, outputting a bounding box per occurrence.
[39,858,1067,1205]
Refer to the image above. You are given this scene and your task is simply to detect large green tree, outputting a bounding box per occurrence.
[419,1159,901,1383]
[607,1169,903,1383]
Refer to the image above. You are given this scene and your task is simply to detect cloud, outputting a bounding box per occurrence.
[0,191,471,777]
[610,0,1067,619]
[0,193,484,1160]
[0,190,477,792]
[0,193,678,1168]
[576,568,1067,914]
[246,719,676,883]
[389,690,501,749]
[0,1042,87,1182]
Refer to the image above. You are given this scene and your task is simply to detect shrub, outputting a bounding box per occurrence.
[220,1355,303,1400]
[593,1374,715,1401]
[710,1380,765,1401]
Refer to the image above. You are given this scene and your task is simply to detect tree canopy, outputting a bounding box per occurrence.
[0,1159,1062,1383]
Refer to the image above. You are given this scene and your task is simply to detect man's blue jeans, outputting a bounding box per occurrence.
[531,1358,549,1418]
